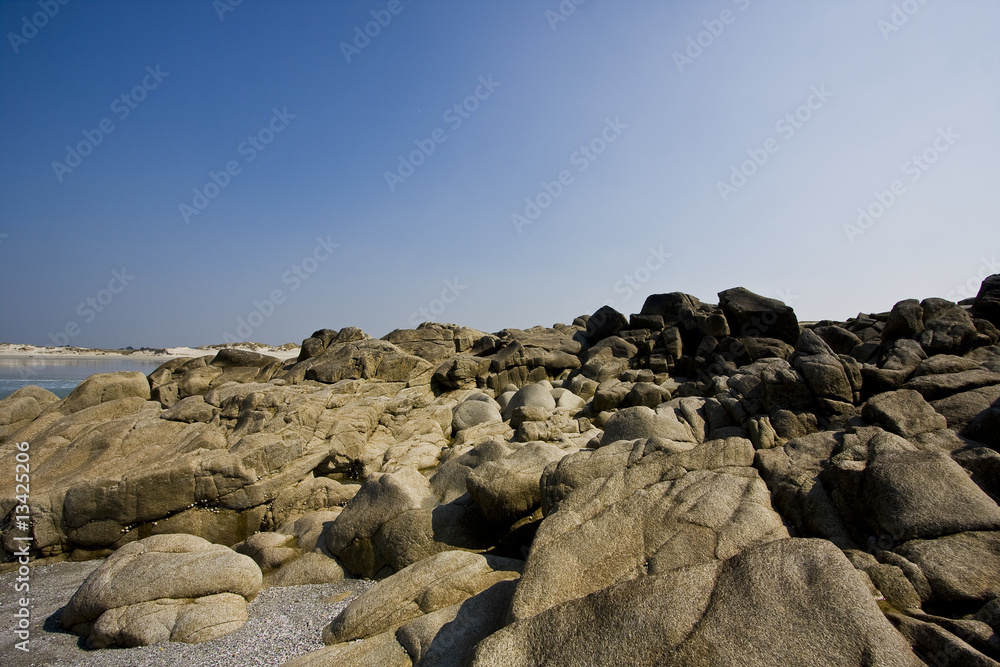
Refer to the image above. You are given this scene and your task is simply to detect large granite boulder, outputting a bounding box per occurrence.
[718,287,800,344]
[509,437,787,621]
[60,534,261,648]
[466,442,567,524]
[323,549,522,644]
[973,274,1000,327]
[474,539,921,666]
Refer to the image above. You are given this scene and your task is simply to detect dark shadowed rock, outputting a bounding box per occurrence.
[718,287,799,344]
[395,579,518,667]
[883,299,925,341]
[973,274,1000,327]
[859,449,1000,541]
[896,531,1000,606]
[466,442,567,524]
[963,403,1000,448]
[210,348,278,369]
[585,305,628,342]
[323,550,522,644]
[917,298,981,355]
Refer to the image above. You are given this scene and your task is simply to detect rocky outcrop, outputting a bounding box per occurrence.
[5,279,1000,663]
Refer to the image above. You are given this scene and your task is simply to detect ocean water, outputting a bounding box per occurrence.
[0,357,166,400]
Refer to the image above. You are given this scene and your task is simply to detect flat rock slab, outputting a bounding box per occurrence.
[896,531,1000,606]
[862,389,948,437]
[473,538,922,666]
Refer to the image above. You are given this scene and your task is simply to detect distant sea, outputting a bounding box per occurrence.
[0,357,165,400]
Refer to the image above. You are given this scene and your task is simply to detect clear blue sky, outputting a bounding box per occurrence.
[1,0,997,348]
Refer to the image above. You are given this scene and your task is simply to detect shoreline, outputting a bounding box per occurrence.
[0,345,302,362]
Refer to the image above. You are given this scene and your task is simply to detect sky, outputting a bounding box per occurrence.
[0,0,997,349]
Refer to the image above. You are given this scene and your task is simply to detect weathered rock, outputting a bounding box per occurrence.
[591,379,630,412]
[384,323,488,365]
[285,631,412,667]
[303,339,433,385]
[395,579,518,667]
[433,355,490,390]
[862,389,948,437]
[736,336,795,362]
[475,539,921,666]
[855,449,1000,541]
[585,305,628,342]
[640,292,728,342]
[57,371,151,415]
[623,382,667,408]
[755,430,857,548]
[599,406,694,447]
[466,442,567,524]
[814,324,863,355]
[896,531,1000,605]
[930,384,1000,431]
[902,369,1000,401]
[540,442,632,515]
[509,438,786,621]
[884,299,925,341]
[61,534,261,648]
[235,531,298,571]
[862,339,927,393]
[266,551,346,587]
[917,298,980,355]
[795,352,855,404]
[160,395,217,423]
[0,385,59,440]
[502,383,556,421]
[759,362,813,411]
[718,287,800,344]
[430,440,513,503]
[270,477,360,528]
[550,387,585,410]
[866,563,922,610]
[323,550,522,644]
[453,399,503,432]
[973,274,1000,327]
[886,611,1000,667]
[324,468,438,578]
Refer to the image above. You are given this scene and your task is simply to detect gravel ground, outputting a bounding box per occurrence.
[1,559,375,667]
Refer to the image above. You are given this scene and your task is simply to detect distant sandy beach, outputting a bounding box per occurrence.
[0,343,302,362]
